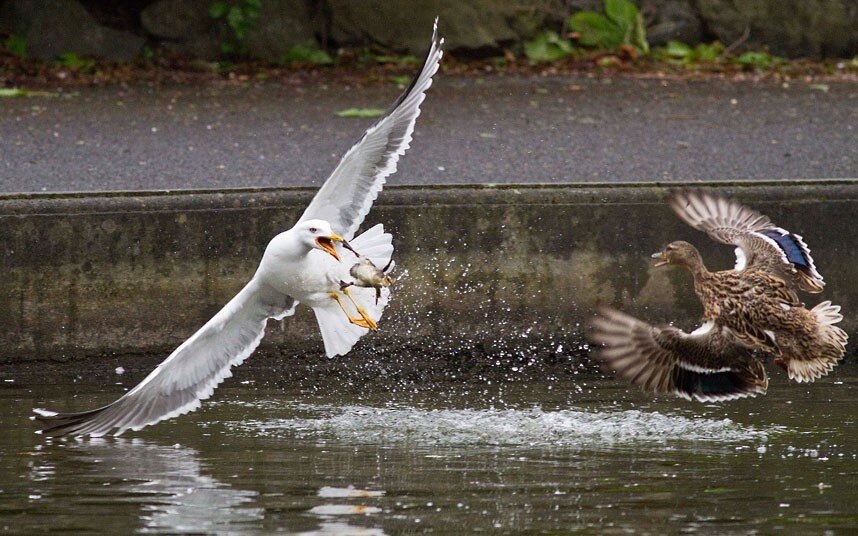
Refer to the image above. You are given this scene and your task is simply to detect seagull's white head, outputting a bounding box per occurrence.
[295,219,345,261]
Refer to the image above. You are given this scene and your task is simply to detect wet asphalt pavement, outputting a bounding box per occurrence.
[1,75,855,193]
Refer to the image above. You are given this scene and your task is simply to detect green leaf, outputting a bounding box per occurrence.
[735,51,772,69]
[523,31,574,64]
[663,40,693,59]
[0,88,26,97]
[4,33,27,57]
[335,108,386,118]
[630,12,649,54]
[389,75,410,87]
[209,1,229,18]
[0,88,58,98]
[694,41,723,62]
[374,55,420,66]
[57,52,95,72]
[227,6,245,36]
[568,12,624,49]
[605,0,638,28]
[280,41,333,65]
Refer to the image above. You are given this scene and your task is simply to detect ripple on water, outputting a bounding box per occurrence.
[223,405,771,448]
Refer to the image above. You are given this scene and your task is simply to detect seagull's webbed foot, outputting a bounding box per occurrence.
[342,287,379,331]
[329,291,378,331]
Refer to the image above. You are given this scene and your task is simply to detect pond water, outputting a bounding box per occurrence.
[1,361,856,534]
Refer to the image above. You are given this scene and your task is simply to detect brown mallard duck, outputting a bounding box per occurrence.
[669,189,824,293]
[651,240,846,384]
[590,307,768,402]
[590,192,847,401]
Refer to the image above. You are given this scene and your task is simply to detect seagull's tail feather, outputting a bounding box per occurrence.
[315,224,393,358]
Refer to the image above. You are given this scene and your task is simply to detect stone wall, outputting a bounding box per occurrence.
[2,182,856,363]
[0,0,856,61]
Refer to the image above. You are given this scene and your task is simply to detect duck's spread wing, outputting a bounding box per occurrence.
[669,190,823,292]
[34,281,295,437]
[298,21,443,240]
[590,308,768,402]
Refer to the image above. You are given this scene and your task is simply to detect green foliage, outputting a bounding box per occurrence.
[335,108,385,118]
[568,0,648,54]
[734,50,783,70]
[523,31,574,64]
[389,75,410,87]
[280,41,332,65]
[357,49,419,67]
[3,33,27,57]
[57,52,95,72]
[374,54,419,66]
[209,0,261,56]
[660,40,724,64]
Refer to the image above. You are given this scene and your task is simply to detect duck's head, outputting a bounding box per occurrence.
[651,241,702,269]
[296,219,344,261]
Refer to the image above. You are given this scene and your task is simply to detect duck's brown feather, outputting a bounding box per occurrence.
[669,189,824,293]
[590,308,768,402]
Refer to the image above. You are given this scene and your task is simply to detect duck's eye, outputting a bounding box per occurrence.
[309,227,318,234]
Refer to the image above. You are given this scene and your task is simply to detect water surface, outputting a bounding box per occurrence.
[1,362,856,534]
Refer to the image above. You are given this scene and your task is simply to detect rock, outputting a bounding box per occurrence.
[696,0,858,58]
[0,0,144,61]
[328,0,550,56]
[244,0,320,59]
[644,0,704,47]
[141,0,228,58]
[142,0,318,60]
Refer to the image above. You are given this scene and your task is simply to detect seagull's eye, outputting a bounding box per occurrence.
[309,227,318,234]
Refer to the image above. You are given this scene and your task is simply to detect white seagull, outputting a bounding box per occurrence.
[34,22,444,438]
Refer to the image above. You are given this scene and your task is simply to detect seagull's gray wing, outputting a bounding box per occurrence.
[669,189,823,292]
[34,279,295,437]
[590,308,768,402]
[298,20,443,240]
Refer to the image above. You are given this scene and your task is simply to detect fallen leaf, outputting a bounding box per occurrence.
[336,108,385,118]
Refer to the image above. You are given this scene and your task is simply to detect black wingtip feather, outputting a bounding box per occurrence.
[34,405,112,437]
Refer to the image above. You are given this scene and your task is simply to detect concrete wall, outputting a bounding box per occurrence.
[2,182,856,363]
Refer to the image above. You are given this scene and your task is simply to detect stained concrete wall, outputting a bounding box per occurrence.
[1,182,856,363]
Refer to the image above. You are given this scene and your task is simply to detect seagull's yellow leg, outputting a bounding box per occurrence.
[328,292,376,330]
[342,287,379,331]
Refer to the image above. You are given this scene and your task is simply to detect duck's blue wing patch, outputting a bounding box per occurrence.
[760,230,811,269]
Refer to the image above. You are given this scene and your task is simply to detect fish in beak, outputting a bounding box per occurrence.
[315,233,345,261]
[651,250,669,267]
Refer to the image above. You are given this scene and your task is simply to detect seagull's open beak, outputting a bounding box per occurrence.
[315,233,344,261]
[651,251,669,267]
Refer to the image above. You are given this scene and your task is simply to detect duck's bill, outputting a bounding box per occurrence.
[316,233,345,261]
[651,251,669,267]
[341,240,359,255]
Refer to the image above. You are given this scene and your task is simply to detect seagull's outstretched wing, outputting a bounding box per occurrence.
[298,20,444,240]
[590,308,768,402]
[34,280,295,437]
[669,190,824,293]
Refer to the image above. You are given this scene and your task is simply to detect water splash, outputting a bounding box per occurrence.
[225,404,770,448]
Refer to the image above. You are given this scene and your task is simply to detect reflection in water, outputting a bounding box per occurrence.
[302,498,387,536]
[297,521,387,536]
[61,438,262,533]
